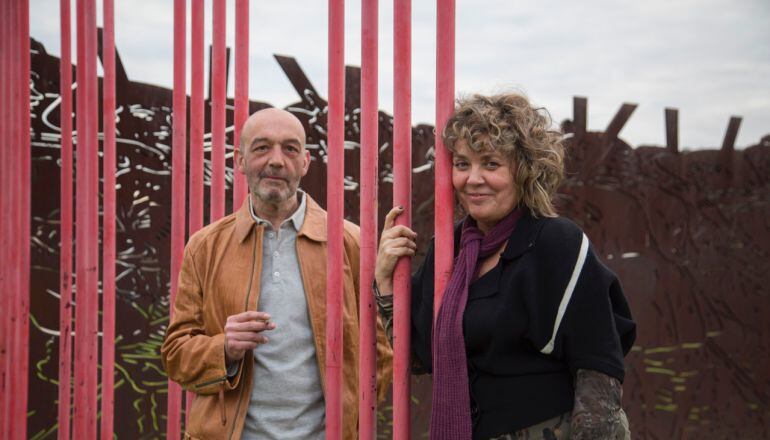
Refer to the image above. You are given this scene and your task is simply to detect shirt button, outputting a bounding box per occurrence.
[268,232,274,238]
[273,251,279,257]
[274,271,280,277]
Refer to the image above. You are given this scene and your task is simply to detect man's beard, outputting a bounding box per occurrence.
[249,174,295,204]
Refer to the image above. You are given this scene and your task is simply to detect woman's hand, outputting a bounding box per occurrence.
[375,206,418,293]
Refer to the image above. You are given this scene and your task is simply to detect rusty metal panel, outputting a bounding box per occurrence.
[26,38,770,438]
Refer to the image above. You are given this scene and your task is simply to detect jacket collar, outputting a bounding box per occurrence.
[500,208,547,260]
[234,191,328,243]
[297,195,328,242]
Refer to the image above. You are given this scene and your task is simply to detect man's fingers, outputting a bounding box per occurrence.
[229,332,269,344]
[229,340,261,352]
[227,310,272,323]
[226,320,276,333]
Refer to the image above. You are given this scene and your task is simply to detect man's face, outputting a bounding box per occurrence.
[237,110,310,205]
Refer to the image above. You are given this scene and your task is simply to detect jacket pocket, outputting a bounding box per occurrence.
[193,375,228,393]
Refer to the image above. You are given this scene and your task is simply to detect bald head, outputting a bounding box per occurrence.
[239,107,306,150]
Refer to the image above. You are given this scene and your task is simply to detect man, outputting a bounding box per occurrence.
[161,108,392,439]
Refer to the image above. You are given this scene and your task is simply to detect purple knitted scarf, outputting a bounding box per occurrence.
[430,207,523,440]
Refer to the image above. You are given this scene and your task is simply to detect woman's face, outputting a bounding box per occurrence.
[452,141,518,233]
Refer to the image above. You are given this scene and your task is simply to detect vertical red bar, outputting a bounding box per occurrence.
[167,0,187,438]
[0,1,11,435]
[233,0,249,209]
[189,0,205,240]
[58,1,74,438]
[4,2,19,436]
[392,0,412,437]
[358,0,378,437]
[100,0,117,438]
[210,0,226,220]
[186,0,205,422]
[9,0,32,437]
[73,0,99,437]
[326,0,345,438]
[434,0,455,314]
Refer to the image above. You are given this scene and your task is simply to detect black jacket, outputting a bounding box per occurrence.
[411,211,636,439]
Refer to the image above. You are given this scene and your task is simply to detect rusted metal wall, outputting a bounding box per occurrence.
[27,38,769,438]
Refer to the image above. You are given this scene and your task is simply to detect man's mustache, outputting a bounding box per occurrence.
[259,172,288,181]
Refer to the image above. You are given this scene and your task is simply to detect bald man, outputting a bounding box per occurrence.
[162,108,392,439]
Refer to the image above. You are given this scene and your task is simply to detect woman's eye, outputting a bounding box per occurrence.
[452,162,468,169]
[485,161,500,169]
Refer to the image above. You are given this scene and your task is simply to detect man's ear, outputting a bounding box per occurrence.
[301,149,311,176]
[235,147,245,174]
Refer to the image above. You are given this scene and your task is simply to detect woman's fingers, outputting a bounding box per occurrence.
[388,236,417,250]
[381,224,417,240]
[379,236,417,257]
[385,246,416,258]
[376,205,418,289]
[382,206,404,231]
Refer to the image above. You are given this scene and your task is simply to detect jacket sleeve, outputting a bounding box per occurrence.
[160,244,245,395]
[526,218,636,383]
[374,314,394,402]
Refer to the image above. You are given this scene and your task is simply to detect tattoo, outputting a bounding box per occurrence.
[570,369,630,440]
[373,282,428,374]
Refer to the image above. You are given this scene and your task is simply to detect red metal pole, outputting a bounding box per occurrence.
[326,0,345,437]
[186,0,205,422]
[211,0,226,220]
[233,0,249,209]
[358,0,378,437]
[393,0,412,437]
[73,0,99,437]
[434,0,455,315]
[57,1,74,438]
[4,2,19,436]
[189,0,204,244]
[167,0,187,438]
[100,0,117,438]
[8,1,31,437]
[0,1,12,435]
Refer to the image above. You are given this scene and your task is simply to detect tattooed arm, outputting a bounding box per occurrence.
[570,369,630,440]
[373,282,429,374]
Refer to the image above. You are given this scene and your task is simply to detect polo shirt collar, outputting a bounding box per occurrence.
[249,190,307,232]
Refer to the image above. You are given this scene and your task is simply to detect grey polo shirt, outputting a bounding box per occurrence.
[241,191,326,439]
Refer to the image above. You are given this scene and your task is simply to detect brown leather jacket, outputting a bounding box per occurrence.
[161,195,393,439]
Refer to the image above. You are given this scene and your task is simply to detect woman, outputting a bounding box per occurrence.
[374,93,636,440]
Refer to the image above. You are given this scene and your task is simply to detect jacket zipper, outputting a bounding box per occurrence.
[294,239,327,394]
[227,228,259,440]
[193,375,228,389]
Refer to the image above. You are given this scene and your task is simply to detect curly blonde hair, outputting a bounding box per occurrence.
[442,93,565,218]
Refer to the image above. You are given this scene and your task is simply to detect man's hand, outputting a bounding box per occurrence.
[224,311,276,364]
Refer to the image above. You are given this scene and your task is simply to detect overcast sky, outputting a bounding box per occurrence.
[30,0,770,149]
